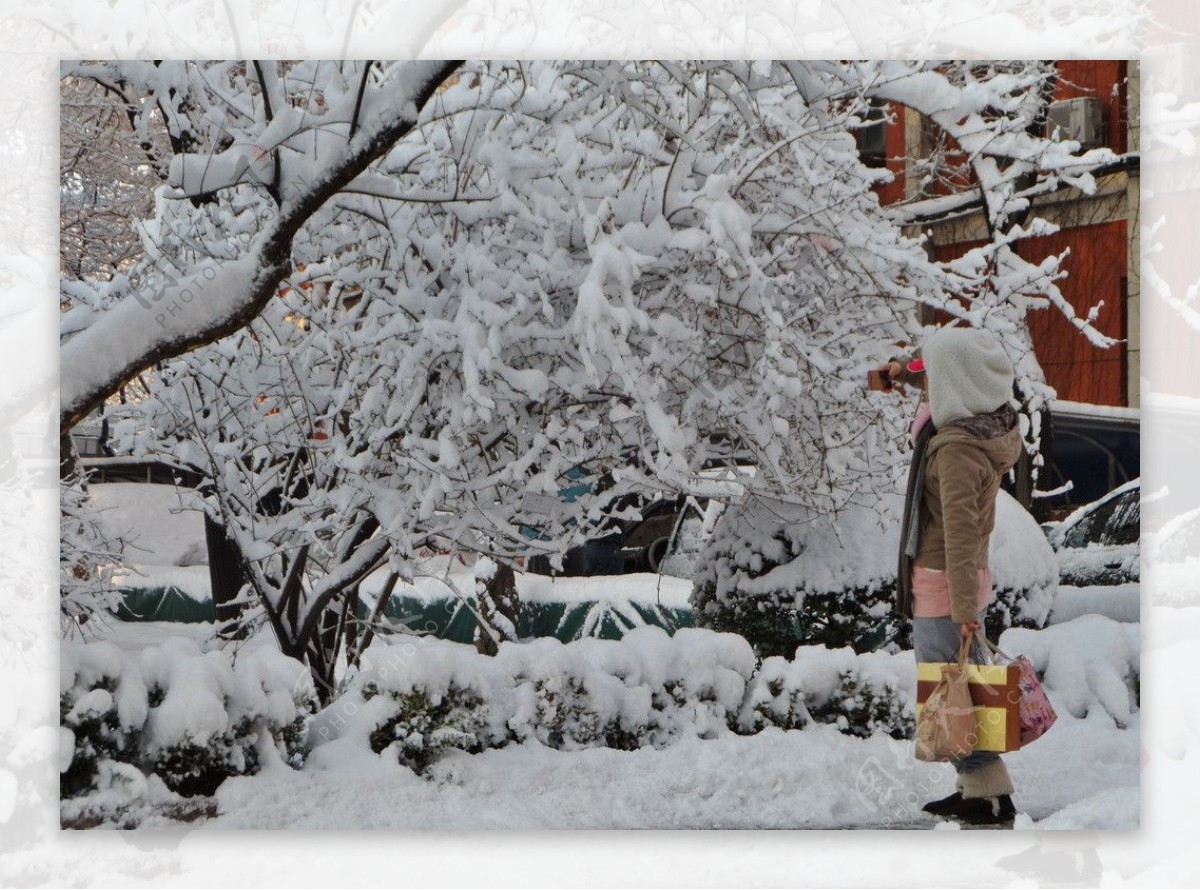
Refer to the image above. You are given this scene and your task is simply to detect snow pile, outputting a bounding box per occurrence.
[1001,615,1139,728]
[739,645,915,739]
[311,626,757,771]
[60,637,314,815]
[989,491,1057,626]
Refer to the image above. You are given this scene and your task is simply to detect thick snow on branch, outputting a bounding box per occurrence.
[60,60,460,435]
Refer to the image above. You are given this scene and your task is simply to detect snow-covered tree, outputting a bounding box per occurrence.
[89,60,1124,679]
[59,60,462,436]
[686,61,1125,653]
[123,297,394,702]
[298,60,946,515]
[60,74,167,284]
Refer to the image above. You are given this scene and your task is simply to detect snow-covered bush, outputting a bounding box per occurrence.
[59,643,145,798]
[736,656,811,733]
[1001,615,1139,728]
[60,638,314,800]
[327,626,757,772]
[692,491,1055,658]
[690,503,808,659]
[691,495,905,657]
[738,645,914,739]
[364,684,492,773]
[139,639,314,795]
[350,636,505,773]
[806,671,912,741]
[567,627,757,746]
[985,492,1058,638]
[500,637,648,751]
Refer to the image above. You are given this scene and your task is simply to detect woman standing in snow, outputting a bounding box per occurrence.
[879,326,1023,827]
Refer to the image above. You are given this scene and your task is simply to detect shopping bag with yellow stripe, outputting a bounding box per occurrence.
[915,634,1022,755]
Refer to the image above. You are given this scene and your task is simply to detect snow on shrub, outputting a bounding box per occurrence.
[738,645,915,739]
[499,636,650,751]
[327,626,757,772]
[1001,615,1139,728]
[60,642,147,799]
[357,636,502,772]
[691,491,1055,658]
[691,495,906,657]
[572,626,757,746]
[60,638,314,801]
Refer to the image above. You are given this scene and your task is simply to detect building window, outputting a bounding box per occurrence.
[858,100,887,169]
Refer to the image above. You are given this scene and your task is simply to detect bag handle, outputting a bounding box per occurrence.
[974,631,1012,664]
[956,633,973,668]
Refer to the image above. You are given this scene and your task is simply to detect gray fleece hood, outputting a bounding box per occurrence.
[923,327,1015,428]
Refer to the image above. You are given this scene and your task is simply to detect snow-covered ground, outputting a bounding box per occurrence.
[85,609,1140,831]
[208,712,1138,830]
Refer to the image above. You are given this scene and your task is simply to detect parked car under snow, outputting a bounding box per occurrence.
[1046,479,1140,587]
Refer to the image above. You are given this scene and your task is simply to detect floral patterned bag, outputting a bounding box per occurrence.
[981,636,1058,748]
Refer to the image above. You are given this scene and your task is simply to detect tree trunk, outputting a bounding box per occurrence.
[204,514,248,639]
[475,561,520,656]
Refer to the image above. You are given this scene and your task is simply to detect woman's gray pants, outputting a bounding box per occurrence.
[911,615,1001,777]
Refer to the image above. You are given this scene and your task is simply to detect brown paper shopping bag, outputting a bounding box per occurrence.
[914,636,977,762]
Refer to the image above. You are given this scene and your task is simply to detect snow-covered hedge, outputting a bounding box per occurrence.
[61,639,315,801]
[315,627,758,771]
[315,615,1138,775]
[691,491,1056,657]
[738,645,915,739]
[312,627,925,773]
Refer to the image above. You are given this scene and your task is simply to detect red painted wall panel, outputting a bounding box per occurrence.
[934,221,1128,406]
[1020,221,1128,405]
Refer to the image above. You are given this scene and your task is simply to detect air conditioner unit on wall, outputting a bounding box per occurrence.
[1046,97,1105,150]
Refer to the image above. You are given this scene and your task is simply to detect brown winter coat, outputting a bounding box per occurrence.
[915,422,1023,623]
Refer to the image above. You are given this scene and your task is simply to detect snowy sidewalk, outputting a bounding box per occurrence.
[207,702,1137,830]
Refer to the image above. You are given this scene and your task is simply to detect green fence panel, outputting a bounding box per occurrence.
[115,587,217,623]
[118,586,695,642]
